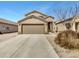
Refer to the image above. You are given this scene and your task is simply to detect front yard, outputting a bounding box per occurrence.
[47,33,79,58]
[1,32,79,57]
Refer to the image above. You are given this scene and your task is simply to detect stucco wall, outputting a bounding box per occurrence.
[45,17,55,32]
[52,22,56,32]
[56,23,66,32]
[20,18,46,24]
[0,23,18,33]
[18,18,48,34]
[72,18,79,32]
[56,20,73,32]
[26,12,47,19]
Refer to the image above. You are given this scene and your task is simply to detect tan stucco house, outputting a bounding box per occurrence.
[18,11,55,34]
[56,15,79,32]
[0,18,18,33]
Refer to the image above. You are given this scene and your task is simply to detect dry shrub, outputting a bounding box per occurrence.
[0,31,2,34]
[55,30,79,49]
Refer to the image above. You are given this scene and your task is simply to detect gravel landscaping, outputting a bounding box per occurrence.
[0,32,18,42]
[46,34,79,58]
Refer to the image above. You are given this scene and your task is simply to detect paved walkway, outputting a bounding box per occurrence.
[0,34,59,58]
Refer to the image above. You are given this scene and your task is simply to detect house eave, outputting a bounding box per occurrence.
[18,15,48,23]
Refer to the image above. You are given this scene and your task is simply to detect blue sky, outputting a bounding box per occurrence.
[0,1,78,22]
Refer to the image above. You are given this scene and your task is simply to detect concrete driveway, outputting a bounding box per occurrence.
[0,33,18,42]
[0,34,59,58]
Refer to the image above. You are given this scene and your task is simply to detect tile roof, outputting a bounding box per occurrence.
[0,18,17,25]
[56,17,73,24]
[18,10,54,23]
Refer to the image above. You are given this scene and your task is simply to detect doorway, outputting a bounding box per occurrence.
[48,22,51,32]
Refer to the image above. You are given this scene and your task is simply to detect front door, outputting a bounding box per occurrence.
[48,22,51,32]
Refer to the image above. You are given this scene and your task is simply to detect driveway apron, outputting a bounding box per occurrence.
[0,34,59,58]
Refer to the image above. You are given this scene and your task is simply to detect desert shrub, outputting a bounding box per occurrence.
[55,30,79,49]
[0,31,2,34]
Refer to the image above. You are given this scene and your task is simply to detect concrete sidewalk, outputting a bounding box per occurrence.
[0,34,59,58]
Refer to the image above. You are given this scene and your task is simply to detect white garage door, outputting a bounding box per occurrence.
[22,24,45,34]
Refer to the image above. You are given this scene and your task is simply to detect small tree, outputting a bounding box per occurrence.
[53,2,79,21]
[53,7,69,21]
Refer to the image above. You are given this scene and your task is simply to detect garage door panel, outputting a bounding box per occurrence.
[22,24,45,34]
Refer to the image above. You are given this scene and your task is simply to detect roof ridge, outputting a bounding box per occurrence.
[25,10,54,18]
[18,15,47,23]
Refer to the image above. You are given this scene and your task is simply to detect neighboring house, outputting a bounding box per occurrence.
[56,15,79,32]
[18,11,55,34]
[0,18,18,33]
